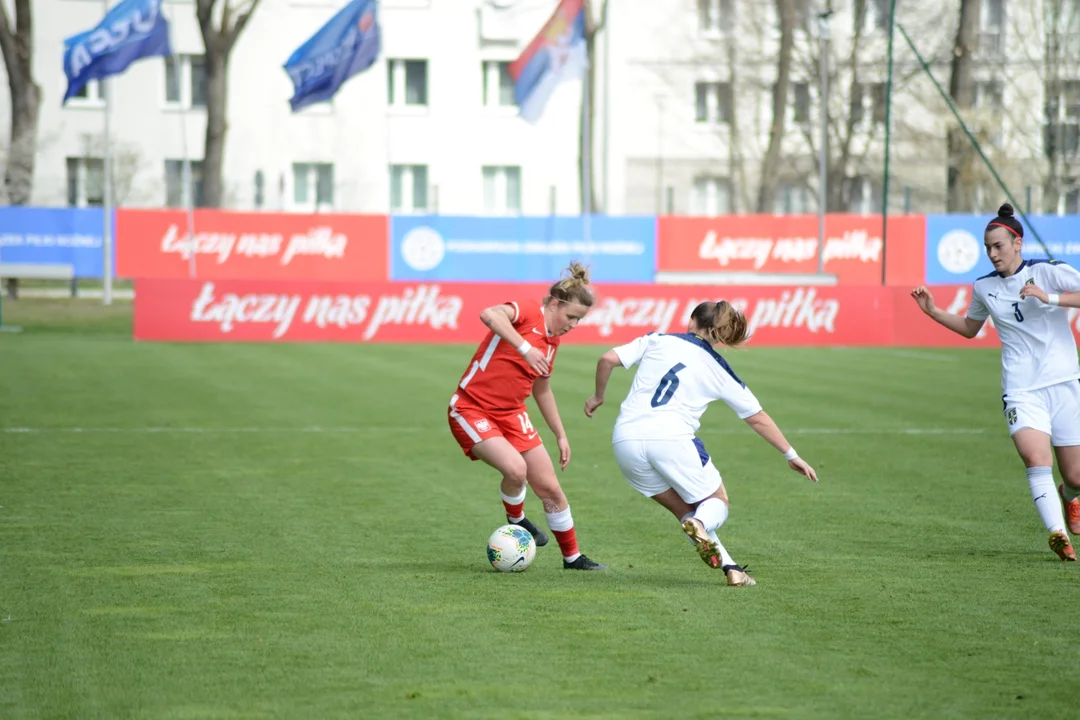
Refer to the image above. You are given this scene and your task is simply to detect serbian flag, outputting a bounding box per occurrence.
[508,0,587,123]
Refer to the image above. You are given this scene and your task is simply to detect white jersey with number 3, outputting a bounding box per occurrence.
[966,259,1080,393]
[610,333,762,443]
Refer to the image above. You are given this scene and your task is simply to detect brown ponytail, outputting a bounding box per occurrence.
[690,300,750,348]
[546,261,595,307]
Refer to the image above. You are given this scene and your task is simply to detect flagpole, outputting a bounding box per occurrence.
[102,73,113,305]
[101,0,113,306]
[582,55,592,255]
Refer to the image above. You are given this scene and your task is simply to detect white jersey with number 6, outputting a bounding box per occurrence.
[611,333,762,443]
[966,259,1080,393]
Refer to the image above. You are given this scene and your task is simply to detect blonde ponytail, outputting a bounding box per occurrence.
[547,261,595,307]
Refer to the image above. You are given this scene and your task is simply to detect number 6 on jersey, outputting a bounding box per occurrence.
[650,363,686,408]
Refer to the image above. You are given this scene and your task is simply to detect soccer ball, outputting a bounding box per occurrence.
[487,524,537,572]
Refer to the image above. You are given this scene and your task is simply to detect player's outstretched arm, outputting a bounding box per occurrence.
[743,410,818,482]
[1019,283,1080,307]
[534,376,571,470]
[910,286,984,339]
[480,304,550,374]
[584,349,622,418]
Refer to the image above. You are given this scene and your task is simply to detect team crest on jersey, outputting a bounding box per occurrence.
[1006,407,1017,425]
[1025,278,1035,285]
[475,419,492,432]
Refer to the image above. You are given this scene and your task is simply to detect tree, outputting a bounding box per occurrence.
[195,0,262,208]
[946,0,979,212]
[0,0,40,298]
[0,0,40,206]
[756,0,796,212]
[581,0,608,213]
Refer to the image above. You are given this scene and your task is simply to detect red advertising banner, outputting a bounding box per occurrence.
[133,279,1033,347]
[657,214,926,286]
[116,209,388,281]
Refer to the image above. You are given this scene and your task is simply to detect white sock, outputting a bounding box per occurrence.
[1063,483,1080,503]
[694,497,729,533]
[500,487,527,522]
[545,507,579,562]
[708,530,736,568]
[1028,467,1066,534]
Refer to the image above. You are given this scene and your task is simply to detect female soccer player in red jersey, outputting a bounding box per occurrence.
[448,262,607,570]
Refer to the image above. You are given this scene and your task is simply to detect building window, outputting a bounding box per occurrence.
[978,0,1004,54]
[165,159,205,208]
[690,176,733,217]
[697,0,734,35]
[1065,181,1080,214]
[1044,80,1080,158]
[772,182,811,214]
[855,0,890,34]
[388,59,428,107]
[844,174,883,214]
[164,54,207,109]
[694,81,733,124]
[66,157,105,207]
[793,82,811,125]
[68,80,106,106]
[482,61,516,107]
[482,165,521,214]
[390,164,429,212]
[292,163,334,212]
[851,82,887,125]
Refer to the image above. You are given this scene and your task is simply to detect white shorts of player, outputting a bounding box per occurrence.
[1003,380,1080,446]
[613,438,723,504]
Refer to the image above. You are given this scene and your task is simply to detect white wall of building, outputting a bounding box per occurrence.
[0,0,1068,216]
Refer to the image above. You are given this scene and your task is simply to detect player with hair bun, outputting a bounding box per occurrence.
[912,203,1080,561]
[448,261,607,570]
[584,300,818,586]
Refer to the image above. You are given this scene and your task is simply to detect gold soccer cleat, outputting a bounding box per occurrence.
[1048,530,1077,562]
[681,518,722,569]
[723,565,757,587]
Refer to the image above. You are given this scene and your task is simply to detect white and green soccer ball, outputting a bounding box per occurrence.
[487,524,537,572]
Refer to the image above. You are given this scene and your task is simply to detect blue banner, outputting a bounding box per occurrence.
[284,0,380,112]
[390,215,656,283]
[925,214,1080,284]
[63,0,172,102]
[0,208,112,277]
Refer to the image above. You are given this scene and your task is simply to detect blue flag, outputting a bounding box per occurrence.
[284,0,380,112]
[63,0,172,103]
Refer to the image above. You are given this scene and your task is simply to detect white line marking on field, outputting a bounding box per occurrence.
[1,426,988,436]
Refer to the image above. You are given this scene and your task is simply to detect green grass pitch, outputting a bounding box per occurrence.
[1,300,1076,719]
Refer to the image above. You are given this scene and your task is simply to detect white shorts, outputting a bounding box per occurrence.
[1002,380,1080,446]
[612,437,723,504]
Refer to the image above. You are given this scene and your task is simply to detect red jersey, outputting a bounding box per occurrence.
[455,299,560,411]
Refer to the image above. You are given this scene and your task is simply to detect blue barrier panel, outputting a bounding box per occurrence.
[926,214,1080,284]
[390,215,656,283]
[0,207,112,277]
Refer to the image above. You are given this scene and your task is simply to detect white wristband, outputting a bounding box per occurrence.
[1048,294,1061,306]
[517,340,533,356]
[784,447,799,461]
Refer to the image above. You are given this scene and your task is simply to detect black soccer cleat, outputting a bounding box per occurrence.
[508,516,548,547]
[563,554,608,571]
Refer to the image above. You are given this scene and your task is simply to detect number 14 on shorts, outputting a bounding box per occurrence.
[518,412,535,435]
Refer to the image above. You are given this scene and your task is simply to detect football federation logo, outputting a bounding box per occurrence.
[1006,407,1018,425]
[475,419,492,432]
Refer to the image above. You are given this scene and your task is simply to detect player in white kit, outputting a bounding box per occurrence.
[584,300,818,586]
[912,203,1080,561]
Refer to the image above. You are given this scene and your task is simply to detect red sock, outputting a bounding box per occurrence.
[501,488,526,522]
[552,528,579,559]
